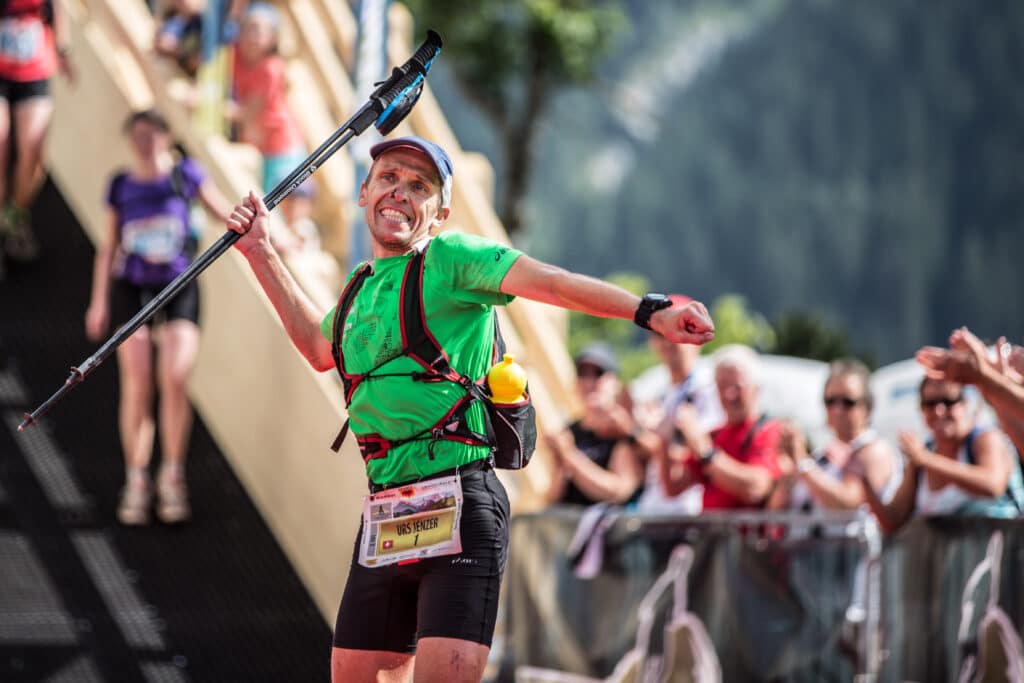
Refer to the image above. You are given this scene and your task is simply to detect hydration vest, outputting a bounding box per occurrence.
[329,240,536,470]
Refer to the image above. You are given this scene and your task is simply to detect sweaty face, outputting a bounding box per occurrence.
[358,148,448,257]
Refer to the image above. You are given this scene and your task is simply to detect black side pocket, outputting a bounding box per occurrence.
[487,398,537,470]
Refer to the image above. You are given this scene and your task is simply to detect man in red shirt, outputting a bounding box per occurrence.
[660,344,782,509]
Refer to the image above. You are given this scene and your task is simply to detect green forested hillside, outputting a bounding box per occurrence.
[427,0,1024,362]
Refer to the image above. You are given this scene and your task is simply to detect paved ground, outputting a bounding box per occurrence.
[0,180,331,682]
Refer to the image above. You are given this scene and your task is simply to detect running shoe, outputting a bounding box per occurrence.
[117,479,152,526]
[156,475,191,524]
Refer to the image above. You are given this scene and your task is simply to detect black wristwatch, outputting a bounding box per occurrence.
[633,293,673,330]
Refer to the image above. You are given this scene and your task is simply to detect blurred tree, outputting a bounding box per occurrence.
[402,0,626,237]
[770,311,855,364]
[497,0,1024,364]
[702,294,775,354]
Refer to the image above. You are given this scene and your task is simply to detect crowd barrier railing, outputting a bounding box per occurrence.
[497,508,1024,683]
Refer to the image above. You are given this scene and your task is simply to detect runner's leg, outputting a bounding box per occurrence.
[11,95,52,210]
[413,637,489,683]
[331,647,414,683]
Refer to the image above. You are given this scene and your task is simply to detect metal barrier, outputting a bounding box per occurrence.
[497,509,1024,683]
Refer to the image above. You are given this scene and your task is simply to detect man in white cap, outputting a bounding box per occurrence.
[226,135,716,682]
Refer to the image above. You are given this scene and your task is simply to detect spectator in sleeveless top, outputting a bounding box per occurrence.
[660,344,783,510]
[633,294,723,515]
[917,326,1024,460]
[768,359,900,512]
[542,343,645,507]
[85,110,233,526]
[859,376,1024,534]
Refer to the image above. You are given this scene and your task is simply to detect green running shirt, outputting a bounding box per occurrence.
[320,232,523,486]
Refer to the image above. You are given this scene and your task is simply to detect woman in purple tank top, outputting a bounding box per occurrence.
[84,109,232,526]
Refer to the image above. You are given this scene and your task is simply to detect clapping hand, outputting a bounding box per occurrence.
[673,404,706,449]
[897,430,927,467]
[777,420,809,463]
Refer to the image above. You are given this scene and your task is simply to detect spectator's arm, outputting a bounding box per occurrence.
[764,420,804,510]
[911,430,1012,499]
[918,327,1024,427]
[996,415,1024,465]
[974,365,1024,432]
[800,442,893,510]
[540,429,572,505]
[659,441,697,497]
[796,463,865,510]
[700,424,781,506]
[764,457,796,510]
[558,440,644,505]
[858,458,916,535]
[701,448,776,505]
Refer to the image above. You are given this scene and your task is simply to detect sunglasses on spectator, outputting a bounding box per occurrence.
[920,395,963,409]
[576,365,608,379]
[824,396,862,409]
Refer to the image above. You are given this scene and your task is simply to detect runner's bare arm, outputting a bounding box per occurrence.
[228,192,335,371]
[500,255,714,345]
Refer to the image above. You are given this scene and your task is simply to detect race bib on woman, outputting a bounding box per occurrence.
[0,18,42,64]
[358,474,463,568]
[121,214,185,264]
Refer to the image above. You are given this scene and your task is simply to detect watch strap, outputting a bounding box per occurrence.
[634,293,673,330]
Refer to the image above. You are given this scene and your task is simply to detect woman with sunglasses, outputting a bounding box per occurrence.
[541,343,645,507]
[769,359,900,513]
[859,377,1024,533]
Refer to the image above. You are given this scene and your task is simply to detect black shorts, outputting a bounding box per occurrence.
[0,78,49,105]
[332,465,511,652]
[110,278,200,329]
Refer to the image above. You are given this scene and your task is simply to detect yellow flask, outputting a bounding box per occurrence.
[487,353,527,404]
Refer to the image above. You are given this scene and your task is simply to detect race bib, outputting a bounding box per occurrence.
[0,18,42,64]
[358,474,463,568]
[121,214,185,264]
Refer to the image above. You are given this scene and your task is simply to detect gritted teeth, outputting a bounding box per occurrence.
[379,207,410,221]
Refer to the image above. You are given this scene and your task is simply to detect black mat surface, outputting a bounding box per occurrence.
[0,179,332,682]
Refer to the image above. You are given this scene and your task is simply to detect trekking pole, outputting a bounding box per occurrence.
[19,31,443,431]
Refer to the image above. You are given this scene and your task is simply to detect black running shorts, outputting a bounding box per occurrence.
[0,78,49,105]
[110,278,200,329]
[332,466,510,652]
